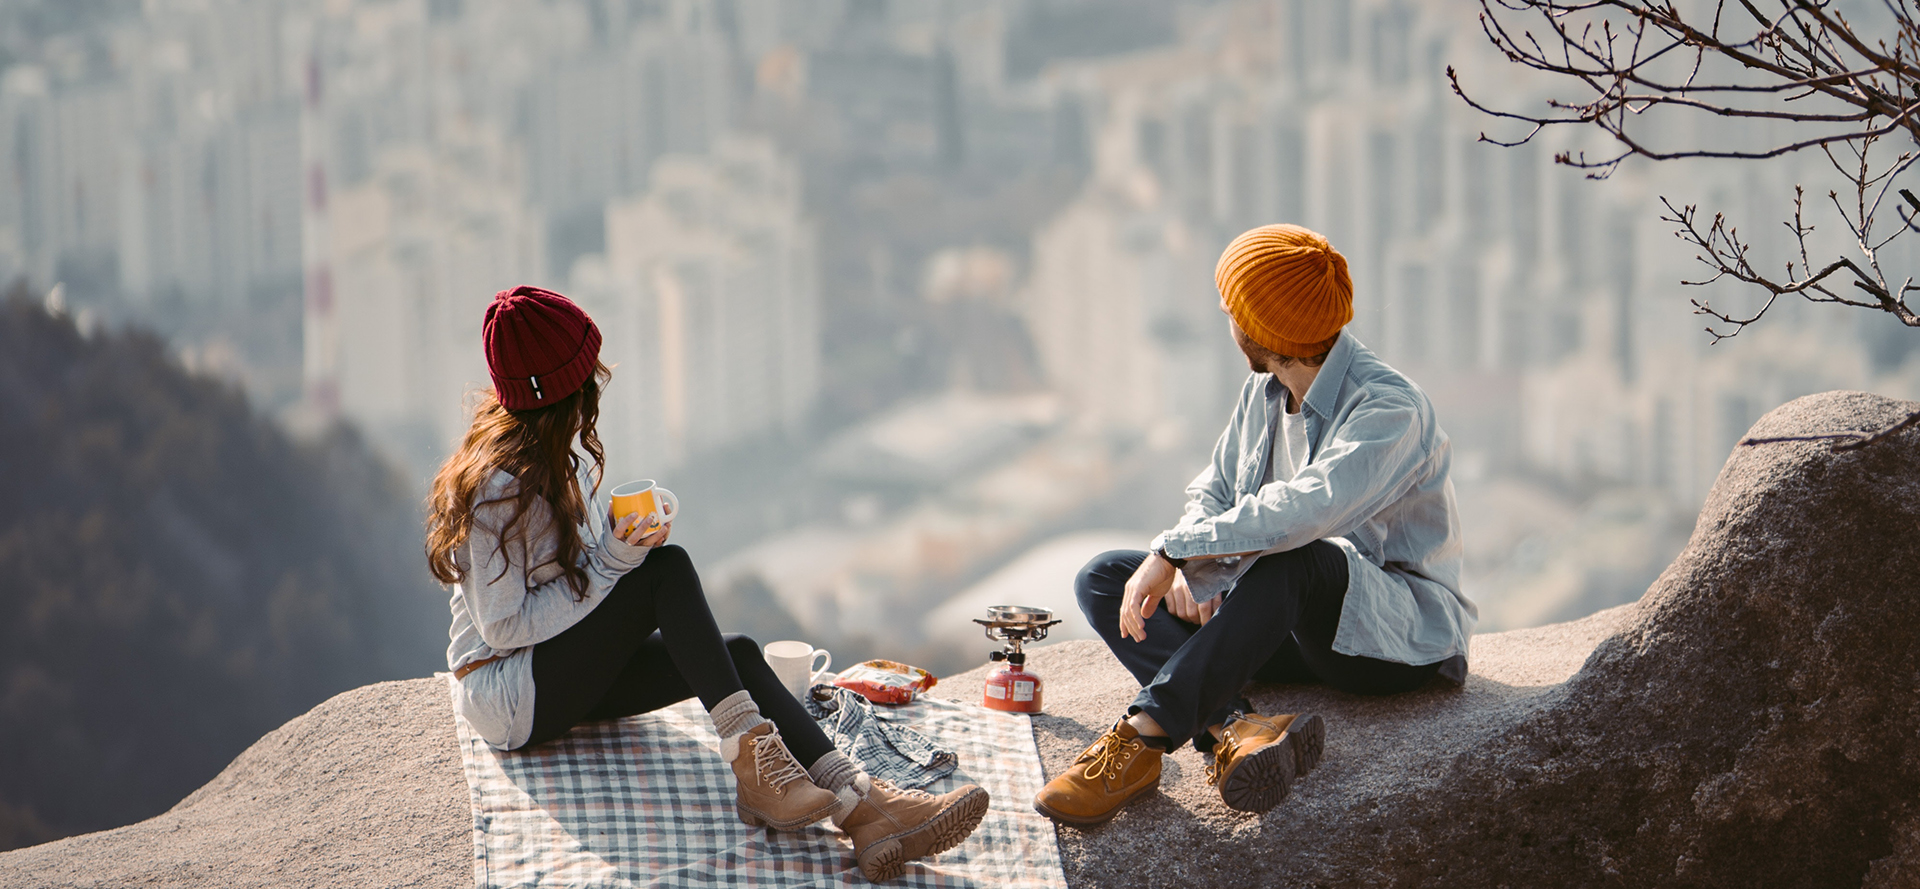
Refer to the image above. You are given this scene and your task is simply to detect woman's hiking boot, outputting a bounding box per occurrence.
[833,775,990,882]
[1206,711,1325,813]
[1031,718,1163,827]
[723,722,841,830]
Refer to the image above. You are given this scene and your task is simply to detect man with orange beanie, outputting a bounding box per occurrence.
[1034,225,1475,826]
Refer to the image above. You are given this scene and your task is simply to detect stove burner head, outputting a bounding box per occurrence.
[985,604,1054,625]
[974,605,1063,647]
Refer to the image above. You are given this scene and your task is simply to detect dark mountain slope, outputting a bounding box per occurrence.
[0,290,444,850]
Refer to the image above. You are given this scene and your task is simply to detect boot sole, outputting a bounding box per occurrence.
[1032,776,1159,829]
[1288,713,1326,778]
[736,796,840,832]
[858,786,991,883]
[1219,713,1325,813]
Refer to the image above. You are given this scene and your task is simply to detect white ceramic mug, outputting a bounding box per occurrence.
[764,640,832,702]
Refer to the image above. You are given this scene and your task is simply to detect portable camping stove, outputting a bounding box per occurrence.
[974,605,1062,714]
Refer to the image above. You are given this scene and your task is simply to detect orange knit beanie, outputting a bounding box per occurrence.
[1215,224,1352,357]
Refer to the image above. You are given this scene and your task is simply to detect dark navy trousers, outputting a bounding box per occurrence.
[1076,541,1441,753]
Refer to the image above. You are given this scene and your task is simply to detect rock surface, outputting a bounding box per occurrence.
[1373,390,1920,889]
[0,679,470,889]
[3,390,1912,888]
[1008,605,1639,888]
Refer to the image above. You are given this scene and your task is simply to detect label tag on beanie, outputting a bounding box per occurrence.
[530,375,543,400]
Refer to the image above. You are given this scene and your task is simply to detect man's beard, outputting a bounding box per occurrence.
[1230,323,1260,372]
[1228,315,1287,373]
[1234,334,1276,373]
[1243,344,1268,373]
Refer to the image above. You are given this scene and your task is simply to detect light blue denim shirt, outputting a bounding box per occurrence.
[1153,334,1475,668]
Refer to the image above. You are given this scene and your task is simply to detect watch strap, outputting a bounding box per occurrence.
[1153,544,1188,569]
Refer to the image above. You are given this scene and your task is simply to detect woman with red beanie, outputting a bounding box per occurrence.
[424,286,987,882]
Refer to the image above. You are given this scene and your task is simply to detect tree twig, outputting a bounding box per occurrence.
[1739,409,1920,449]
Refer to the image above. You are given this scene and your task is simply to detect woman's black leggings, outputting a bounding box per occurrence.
[523,544,835,764]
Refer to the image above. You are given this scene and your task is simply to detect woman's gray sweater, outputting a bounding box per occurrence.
[446,469,651,750]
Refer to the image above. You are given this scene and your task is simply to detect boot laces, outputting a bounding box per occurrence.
[751,732,807,790]
[1206,711,1254,786]
[1080,731,1141,782]
[1205,728,1241,786]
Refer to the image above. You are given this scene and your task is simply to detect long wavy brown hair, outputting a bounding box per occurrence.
[425,361,612,600]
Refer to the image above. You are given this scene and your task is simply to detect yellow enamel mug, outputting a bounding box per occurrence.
[610,479,679,532]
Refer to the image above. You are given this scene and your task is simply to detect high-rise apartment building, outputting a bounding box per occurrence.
[571,137,821,480]
[325,131,546,477]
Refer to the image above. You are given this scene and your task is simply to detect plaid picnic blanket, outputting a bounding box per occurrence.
[445,676,1067,889]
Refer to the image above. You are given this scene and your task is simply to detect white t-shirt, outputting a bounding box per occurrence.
[1263,392,1311,485]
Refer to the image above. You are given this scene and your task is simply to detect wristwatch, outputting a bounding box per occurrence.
[1152,543,1188,569]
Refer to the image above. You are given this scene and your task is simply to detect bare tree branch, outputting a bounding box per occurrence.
[1740,408,1920,448]
[1461,0,1920,350]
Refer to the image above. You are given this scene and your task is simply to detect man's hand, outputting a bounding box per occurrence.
[1161,570,1219,625]
[1119,554,1179,642]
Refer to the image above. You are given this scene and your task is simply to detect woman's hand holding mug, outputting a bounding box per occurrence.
[614,512,671,547]
[611,479,678,548]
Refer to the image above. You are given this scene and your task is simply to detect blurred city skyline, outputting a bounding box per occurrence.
[5,0,1919,666]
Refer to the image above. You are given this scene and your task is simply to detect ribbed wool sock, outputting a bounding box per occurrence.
[809,750,870,824]
[709,690,770,738]
[806,749,862,793]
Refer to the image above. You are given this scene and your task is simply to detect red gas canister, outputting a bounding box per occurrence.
[974,605,1060,714]
[982,652,1043,713]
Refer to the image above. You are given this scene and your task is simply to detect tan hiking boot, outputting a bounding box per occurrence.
[722,723,840,830]
[833,776,990,882]
[1031,718,1163,827]
[1206,711,1325,813]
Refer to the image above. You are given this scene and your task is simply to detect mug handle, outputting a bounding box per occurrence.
[809,649,832,683]
[654,487,679,525]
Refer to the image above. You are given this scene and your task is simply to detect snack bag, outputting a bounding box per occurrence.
[832,659,938,705]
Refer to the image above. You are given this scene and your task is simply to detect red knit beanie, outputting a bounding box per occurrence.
[482,285,602,410]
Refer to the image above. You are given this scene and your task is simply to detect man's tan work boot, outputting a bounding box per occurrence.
[723,723,841,830]
[832,776,990,882]
[1031,718,1164,827]
[1206,711,1325,813]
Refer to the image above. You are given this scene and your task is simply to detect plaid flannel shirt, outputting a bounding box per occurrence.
[805,685,957,789]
